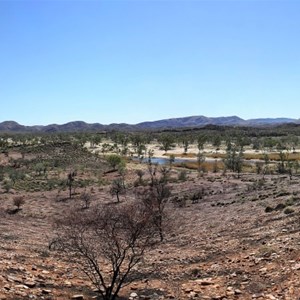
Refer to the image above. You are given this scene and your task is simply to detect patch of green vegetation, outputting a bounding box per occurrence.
[284,207,295,214]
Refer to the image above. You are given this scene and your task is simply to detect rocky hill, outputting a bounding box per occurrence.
[0,116,299,132]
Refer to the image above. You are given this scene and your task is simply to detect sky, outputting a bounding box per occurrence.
[1,0,300,126]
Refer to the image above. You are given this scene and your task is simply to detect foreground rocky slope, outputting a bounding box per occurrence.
[0,170,299,299]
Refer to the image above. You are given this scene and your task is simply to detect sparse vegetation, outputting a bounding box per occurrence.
[0,128,300,299]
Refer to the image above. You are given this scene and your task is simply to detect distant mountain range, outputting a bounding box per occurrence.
[0,116,299,133]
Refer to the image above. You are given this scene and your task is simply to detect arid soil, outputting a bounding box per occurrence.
[0,163,299,300]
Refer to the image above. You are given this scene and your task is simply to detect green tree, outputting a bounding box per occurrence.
[197,151,206,176]
[90,134,102,148]
[159,134,174,154]
[181,137,189,154]
[197,134,207,152]
[169,154,175,167]
[212,135,222,151]
[106,154,122,171]
[224,143,243,177]
[277,151,287,174]
[110,178,126,203]
[263,153,270,178]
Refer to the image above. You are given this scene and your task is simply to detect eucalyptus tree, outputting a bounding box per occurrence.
[212,135,222,152]
[263,138,277,152]
[131,134,145,155]
[182,137,189,154]
[158,133,175,154]
[277,150,288,174]
[147,149,154,165]
[106,154,123,171]
[197,134,207,152]
[197,151,206,176]
[89,134,102,148]
[110,178,126,203]
[137,144,147,161]
[262,153,270,178]
[224,143,243,177]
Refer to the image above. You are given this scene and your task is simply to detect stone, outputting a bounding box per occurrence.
[195,279,214,286]
[259,267,267,273]
[16,291,28,297]
[24,281,36,288]
[64,280,72,287]
[71,295,84,300]
[129,292,139,300]
[292,263,300,270]
[188,291,198,298]
[184,287,193,293]
[6,275,21,283]
[15,284,29,289]
[265,295,277,300]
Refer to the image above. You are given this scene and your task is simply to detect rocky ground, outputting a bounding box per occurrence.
[0,167,299,300]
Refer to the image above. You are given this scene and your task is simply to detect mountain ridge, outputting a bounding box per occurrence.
[0,116,299,132]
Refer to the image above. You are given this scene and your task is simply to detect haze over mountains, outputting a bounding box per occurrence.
[0,116,299,133]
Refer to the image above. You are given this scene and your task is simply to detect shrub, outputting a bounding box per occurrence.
[3,181,12,193]
[265,206,273,213]
[134,169,145,186]
[178,170,188,181]
[284,207,295,214]
[13,196,25,210]
[275,203,286,211]
[285,198,296,206]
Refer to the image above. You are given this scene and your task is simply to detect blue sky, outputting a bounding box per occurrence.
[1,0,300,125]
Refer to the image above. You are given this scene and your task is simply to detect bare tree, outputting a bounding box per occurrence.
[80,191,92,209]
[52,202,159,300]
[67,171,77,199]
[138,167,171,241]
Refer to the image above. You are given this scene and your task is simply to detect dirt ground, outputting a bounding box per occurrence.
[0,162,299,300]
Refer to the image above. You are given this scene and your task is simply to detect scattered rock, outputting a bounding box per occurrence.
[24,281,36,288]
[129,292,139,300]
[195,279,214,286]
[292,263,300,270]
[71,295,84,300]
[234,289,242,295]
